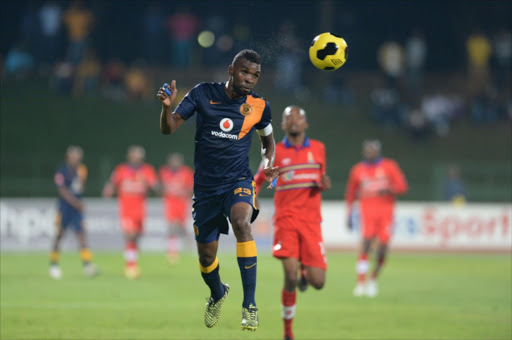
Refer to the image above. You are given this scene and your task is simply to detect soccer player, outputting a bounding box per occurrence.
[157,49,279,331]
[345,139,408,297]
[254,106,331,340]
[50,145,98,279]
[102,145,158,279]
[159,152,194,263]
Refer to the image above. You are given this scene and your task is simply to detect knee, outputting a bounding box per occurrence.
[310,278,325,290]
[198,252,216,268]
[231,216,251,237]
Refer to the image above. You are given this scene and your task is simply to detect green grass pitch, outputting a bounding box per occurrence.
[1,252,510,339]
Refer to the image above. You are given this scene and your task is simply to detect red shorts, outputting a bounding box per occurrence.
[120,205,145,233]
[361,211,393,243]
[164,197,189,225]
[272,217,327,270]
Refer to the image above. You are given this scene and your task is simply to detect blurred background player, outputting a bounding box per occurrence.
[102,145,158,279]
[345,140,408,297]
[157,49,279,330]
[255,106,331,340]
[159,152,194,264]
[50,145,98,279]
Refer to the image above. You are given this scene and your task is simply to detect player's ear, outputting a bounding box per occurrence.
[228,65,234,76]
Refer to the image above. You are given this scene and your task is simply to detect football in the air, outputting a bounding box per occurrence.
[309,32,348,71]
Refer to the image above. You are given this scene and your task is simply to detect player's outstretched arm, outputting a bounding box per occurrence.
[58,187,84,212]
[157,80,185,135]
[259,132,279,189]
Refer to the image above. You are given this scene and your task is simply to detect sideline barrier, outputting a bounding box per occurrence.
[1,199,510,252]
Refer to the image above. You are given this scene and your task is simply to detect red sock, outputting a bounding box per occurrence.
[281,289,296,339]
[125,241,137,267]
[357,253,369,283]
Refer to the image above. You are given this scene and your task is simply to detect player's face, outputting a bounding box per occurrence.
[67,150,82,167]
[363,144,380,162]
[127,150,144,166]
[168,155,183,169]
[282,107,308,137]
[229,59,261,96]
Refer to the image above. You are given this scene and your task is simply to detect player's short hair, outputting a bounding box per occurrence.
[168,152,184,163]
[128,145,145,158]
[363,139,382,151]
[66,145,83,157]
[282,105,306,120]
[232,49,261,66]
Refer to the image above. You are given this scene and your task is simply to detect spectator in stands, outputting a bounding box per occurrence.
[62,0,94,65]
[38,1,62,68]
[141,2,165,64]
[51,59,74,95]
[102,58,126,102]
[466,28,492,98]
[124,60,151,101]
[405,29,427,97]
[165,7,200,68]
[491,27,511,92]
[378,38,405,90]
[405,108,431,140]
[443,164,467,204]
[4,43,35,79]
[421,93,464,136]
[370,86,404,127]
[73,49,101,98]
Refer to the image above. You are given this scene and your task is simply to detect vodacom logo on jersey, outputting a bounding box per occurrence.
[211,118,238,140]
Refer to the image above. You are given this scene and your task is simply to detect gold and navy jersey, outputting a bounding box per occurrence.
[175,82,272,193]
[54,164,87,212]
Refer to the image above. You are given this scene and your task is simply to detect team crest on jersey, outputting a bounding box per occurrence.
[307,151,315,163]
[240,103,253,116]
[282,171,294,182]
[220,118,234,132]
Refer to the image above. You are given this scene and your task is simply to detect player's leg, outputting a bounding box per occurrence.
[281,257,299,340]
[354,212,375,296]
[72,216,98,277]
[49,213,65,279]
[366,213,393,297]
[230,202,259,330]
[193,197,230,328]
[166,222,180,264]
[122,215,143,279]
[299,225,327,291]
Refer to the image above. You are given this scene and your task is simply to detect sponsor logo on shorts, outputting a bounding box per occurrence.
[234,187,252,196]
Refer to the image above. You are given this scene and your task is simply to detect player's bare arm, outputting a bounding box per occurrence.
[102,181,115,198]
[321,174,332,191]
[259,132,279,189]
[157,80,185,134]
[58,186,83,212]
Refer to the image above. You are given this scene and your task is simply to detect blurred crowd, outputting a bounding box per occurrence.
[2,0,511,130]
[370,27,511,139]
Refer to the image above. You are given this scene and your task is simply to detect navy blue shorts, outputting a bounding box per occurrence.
[192,179,259,243]
[56,209,83,232]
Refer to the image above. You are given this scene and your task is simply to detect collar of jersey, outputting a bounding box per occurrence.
[362,157,382,166]
[283,136,310,149]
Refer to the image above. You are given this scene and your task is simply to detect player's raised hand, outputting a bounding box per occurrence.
[157,80,177,108]
[264,166,279,189]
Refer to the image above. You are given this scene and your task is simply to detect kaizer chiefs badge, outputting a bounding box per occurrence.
[240,103,253,116]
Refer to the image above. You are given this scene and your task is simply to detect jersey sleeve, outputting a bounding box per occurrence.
[255,101,273,136]
[54,168,66,188]
[387,160,408,195]
[174,83,202,120]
